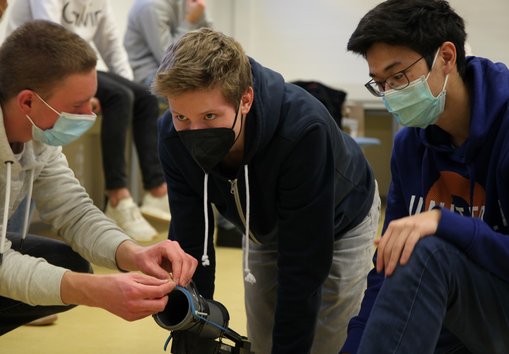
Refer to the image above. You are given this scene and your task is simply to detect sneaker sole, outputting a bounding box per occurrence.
[140,206,171,222]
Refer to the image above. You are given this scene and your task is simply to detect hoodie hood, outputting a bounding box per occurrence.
[420,56,509,161]
[242,58,286,163]
[465,56,509,155]
[199,58,286,283]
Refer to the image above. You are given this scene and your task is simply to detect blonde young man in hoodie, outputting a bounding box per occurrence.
[153,28,380,354]
[0,20,197,335]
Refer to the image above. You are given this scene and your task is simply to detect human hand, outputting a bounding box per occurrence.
[62,272,175,321]
[117,240,197,287]
[376,209,441,276]
[186,0,206,24]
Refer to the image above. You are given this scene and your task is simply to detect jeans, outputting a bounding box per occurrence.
[96,71,164,191]
[358,237,509,354]
[244,187,381,354]
[0,233,91,335]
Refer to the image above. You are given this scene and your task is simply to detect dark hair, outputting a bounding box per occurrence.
[0,20,97,103]
[347,0,467,77]
[152,28,252,107]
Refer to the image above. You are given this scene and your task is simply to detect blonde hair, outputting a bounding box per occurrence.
[152,28,252,107]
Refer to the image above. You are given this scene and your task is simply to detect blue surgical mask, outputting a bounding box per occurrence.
[383,50,449,129]
[26,93,96,146]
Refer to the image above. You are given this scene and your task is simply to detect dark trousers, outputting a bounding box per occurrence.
[358,237,509,354]
[96,71,164,191]
[0,233,92,335]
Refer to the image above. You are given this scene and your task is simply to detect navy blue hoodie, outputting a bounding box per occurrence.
[158,58,375,353]
[342,56,509,353]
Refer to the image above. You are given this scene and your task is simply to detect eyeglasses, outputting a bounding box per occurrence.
[365,56,425,97]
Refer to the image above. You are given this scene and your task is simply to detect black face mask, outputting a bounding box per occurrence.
[178,109,241,173]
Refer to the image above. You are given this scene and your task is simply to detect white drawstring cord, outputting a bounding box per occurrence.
[0,161,13,265]
[200,166,256,285]
[201,173,210,266]
[243,165,256,284]
[19,169,34,250]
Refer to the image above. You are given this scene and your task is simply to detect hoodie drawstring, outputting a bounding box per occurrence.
[19,169,34,250]
[0,164,34,266]
[0,161,13,265]
[242,165,256,284]
[201,173,210,266]
[200,165,256,284]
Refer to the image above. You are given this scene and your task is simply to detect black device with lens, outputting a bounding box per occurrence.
[153,282,254,354]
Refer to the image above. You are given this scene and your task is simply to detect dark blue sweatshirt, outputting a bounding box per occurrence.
[342,56,509,353]
[158,58,375,353]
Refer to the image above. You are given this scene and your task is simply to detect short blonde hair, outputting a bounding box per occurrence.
[152,28,252,108]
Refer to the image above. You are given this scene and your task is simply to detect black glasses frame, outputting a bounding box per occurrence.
[364,56,425,97]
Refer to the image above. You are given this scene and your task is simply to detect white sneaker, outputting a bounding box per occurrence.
[105,197,157,242]
[140,193,171,222]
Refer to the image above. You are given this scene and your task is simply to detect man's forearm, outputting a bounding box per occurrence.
[115,239,142,272]
[60,271,98,306]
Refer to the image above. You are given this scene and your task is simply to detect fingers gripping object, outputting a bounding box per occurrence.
[153,282,254,354]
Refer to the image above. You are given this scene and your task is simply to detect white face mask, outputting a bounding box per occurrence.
[383,49,449,129]
[26,93,96,146]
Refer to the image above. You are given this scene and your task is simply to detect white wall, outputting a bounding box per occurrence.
[229,0,509,101]
[1,0,507,101]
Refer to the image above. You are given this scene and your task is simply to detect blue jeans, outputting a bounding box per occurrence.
[358,237,509,354]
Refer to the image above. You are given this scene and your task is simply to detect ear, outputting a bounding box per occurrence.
[17,89,35,116]
[240,86,254,115]
[439,41,457,75]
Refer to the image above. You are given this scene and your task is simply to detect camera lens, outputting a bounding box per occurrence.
[154,285,230,339]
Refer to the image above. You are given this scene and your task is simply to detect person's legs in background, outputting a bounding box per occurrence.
[96,71,169,241]
[128,76,170,222]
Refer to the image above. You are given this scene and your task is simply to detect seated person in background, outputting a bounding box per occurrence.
[124,0,211,88]
[152,28,380,354]
[0,20,196,336]
[6,0,170,241]
[341,0,509,353]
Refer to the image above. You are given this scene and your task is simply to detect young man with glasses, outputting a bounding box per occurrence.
[341,0,509,353]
